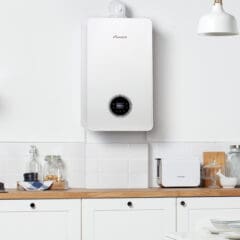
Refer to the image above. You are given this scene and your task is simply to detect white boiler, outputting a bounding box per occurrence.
[85,17,153,131]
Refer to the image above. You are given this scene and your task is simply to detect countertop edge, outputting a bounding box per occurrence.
[1,188,240,199]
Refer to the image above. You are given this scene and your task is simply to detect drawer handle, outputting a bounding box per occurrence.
[180,201,186,207]
[127,201,133,208]
[30,202,36,209]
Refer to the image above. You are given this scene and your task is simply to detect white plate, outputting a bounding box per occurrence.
[208,228,221,234]
[229,223,240,233]
[224,232,240,240]
[211,219,240,232]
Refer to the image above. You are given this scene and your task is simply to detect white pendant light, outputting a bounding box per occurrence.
[198,0,238,36]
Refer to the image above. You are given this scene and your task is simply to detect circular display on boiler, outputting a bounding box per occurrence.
[109,95,131,116]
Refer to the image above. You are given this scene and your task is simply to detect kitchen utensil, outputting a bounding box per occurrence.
[203,152,226,166]
[216,170,237,188]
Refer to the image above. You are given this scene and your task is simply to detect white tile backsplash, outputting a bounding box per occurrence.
[129,159,148,174]
[85,173,100,188]
[0,141,234,189]
[85,143,149,188]
[129,173,148,188]
[0,143,85,188]
[99,174,129,188]
[100,160,129,174]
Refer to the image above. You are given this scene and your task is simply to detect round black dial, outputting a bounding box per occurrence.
[110,96,131,116]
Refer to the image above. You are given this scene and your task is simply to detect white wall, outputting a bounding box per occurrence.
[0,0,239,188]
[1,0,240,142]
[0,0,84,142]
[143,0,240,142]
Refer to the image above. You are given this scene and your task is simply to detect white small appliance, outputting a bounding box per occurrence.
[157,158,201,188]
[85,17,153,131]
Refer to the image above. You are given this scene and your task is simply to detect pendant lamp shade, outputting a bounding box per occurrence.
[198,0,238,36]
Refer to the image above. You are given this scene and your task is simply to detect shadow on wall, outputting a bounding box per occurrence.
[149,28,170,141]
[0,95,6,116]
[125,3,133,18]
[85,28,168,144]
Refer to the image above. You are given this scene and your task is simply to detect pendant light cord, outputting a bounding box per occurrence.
[214,0,222,5]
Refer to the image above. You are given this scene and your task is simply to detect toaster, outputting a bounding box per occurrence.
[156,158,201,188]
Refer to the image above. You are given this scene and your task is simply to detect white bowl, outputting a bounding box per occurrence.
[211,219,240,231]
[18,181,53,191]
[219,177,237,189]
[229,223,240,233]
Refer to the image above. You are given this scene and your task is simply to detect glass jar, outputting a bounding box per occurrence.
[202,160,223,188]
[43,155,65,182]
[227,145,240,186]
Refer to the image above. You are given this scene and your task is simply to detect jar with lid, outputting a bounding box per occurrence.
[202,160,223,188]
[227,145,240,186]
[43,155,66,183]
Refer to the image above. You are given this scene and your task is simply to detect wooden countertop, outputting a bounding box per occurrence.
[1,188,240,199]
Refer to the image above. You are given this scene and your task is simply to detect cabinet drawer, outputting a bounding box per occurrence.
[83,198,175,210]
[0,199,81,240]
[177,197,240,232]
[0,199,80,211]
[82,198,176,240]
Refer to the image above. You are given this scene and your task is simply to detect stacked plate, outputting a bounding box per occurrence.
[229,223,240,233]
[211,219,240,239]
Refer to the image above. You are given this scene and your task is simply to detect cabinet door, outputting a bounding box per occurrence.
[177,197,240,232]
[82,198,176,240]
[0,199,81,240]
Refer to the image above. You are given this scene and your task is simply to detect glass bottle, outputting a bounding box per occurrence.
[227,145,240,186]
[43,155,65,182]
[28,145,42,180]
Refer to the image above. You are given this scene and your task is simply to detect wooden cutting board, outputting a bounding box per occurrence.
[203,152,226,187]
[203,152,226,167]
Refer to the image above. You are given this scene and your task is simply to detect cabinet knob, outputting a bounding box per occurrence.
[180,201,186,207]
[30,202,36,209]
[127,201,133,208]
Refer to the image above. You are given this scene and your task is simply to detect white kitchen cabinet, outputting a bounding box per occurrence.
[177,197,240,232]
[0,199,81,240]
[82,198,176,240]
